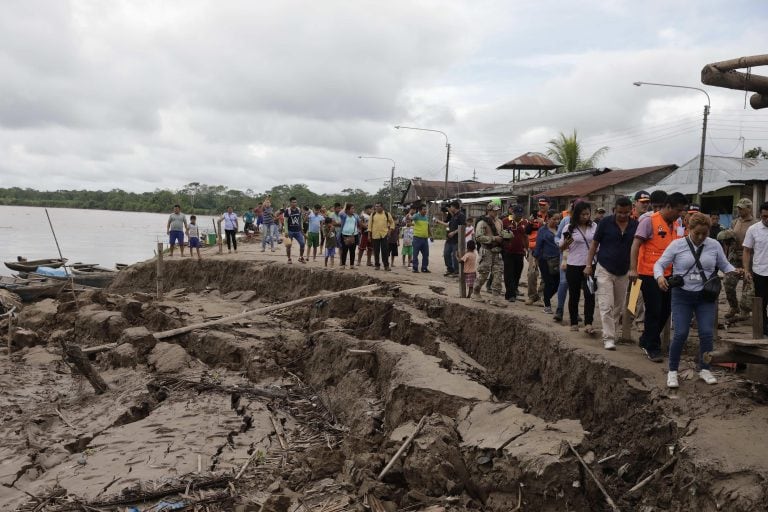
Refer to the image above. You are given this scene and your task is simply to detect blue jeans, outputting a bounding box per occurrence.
[669,288,715,371]
[556,265,568,315]
[443,242,458,273]
[412,237,429,271]
[262,223,277,248]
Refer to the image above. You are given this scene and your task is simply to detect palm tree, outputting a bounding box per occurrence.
[546,130,608,172]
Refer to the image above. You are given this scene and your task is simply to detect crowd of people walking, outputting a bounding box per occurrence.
[166,192,768,389]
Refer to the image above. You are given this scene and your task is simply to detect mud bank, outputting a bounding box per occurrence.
[2,257,767,511]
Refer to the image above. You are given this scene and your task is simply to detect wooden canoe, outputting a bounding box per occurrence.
[0,276,66,302]
[4,258,68,272]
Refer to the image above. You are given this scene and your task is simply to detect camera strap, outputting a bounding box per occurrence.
[684,237,710,281]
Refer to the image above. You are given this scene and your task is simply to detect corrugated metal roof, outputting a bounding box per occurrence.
[497,152,562,170]
[647,182,742,195]
[651,155,768,187]
[533,165,676,198]
[402,179,497,203]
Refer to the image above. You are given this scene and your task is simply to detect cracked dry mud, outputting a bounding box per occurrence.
[2,242,768,511]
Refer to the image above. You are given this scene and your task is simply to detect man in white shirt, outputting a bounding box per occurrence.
[743,201,768,338]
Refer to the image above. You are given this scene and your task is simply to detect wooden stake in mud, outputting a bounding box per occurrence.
[753,296,764,340]
[44,208,79,308]
[154,283,380,339]
[378,415,426,481]
[156,242,164,300]
[217,218,224,254]
[568,441,620,512]
[458,226,466,298]
[60,340,109,394]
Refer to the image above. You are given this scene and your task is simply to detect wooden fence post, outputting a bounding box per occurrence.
[156,242,164,300]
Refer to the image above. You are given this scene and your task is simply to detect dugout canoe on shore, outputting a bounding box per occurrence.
[0,276,66,302]
[4,258,68,273]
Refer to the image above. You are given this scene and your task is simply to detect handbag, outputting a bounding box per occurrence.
[343,235,356,247]
[546,257,560,276]
[283,235,293,248]
[684,238,721,302]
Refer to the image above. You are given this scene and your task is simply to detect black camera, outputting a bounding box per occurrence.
[667,275,684,289]
[563,231,572,239]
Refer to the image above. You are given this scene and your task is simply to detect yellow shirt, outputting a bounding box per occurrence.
[370,211,394,239]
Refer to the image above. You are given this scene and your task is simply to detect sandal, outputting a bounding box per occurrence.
[299,257,306,264]
[584,325,596,335]
[287,258,293,264]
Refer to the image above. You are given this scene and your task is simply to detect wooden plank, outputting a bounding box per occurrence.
[719,337,768,348]
[82,343,119,355]
[753,296,764,340]
[154,284,379,339]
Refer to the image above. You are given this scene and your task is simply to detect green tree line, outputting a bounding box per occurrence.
[0,179,411,215]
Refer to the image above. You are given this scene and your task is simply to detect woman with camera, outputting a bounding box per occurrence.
[654,212,741,388]
[560,201,597,334]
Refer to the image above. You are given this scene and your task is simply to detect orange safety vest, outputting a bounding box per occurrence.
[527,212,548,249]
[637,212,678,276]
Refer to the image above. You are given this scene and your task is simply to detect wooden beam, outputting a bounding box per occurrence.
[753,296,764,340]
[154,283,379,339]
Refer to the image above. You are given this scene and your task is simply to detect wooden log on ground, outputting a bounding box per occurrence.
[61,341,109,394]
[378,415,426,481]
[154,283,379,339]
[81,342,119,355]
[705,348,768,365]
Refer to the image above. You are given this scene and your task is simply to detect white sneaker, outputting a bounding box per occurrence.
[667,371,679,388]
[604,339,616,351]
[699,369,717,385]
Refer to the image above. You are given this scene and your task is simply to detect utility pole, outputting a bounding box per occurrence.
[444,142,451,200]
[389,164,395,211]
[696,104,710,204]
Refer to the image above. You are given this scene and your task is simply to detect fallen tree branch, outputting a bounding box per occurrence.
[154,283,379,339]
[378,415,427,481]
[568,441,620,512]
[627,456,678,495]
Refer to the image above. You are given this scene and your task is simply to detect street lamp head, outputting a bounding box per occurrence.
[357,156,362,159]
[394,125,401,129]
[633,82,642,87]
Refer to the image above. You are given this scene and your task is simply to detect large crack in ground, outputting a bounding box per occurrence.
[2,257,768,511]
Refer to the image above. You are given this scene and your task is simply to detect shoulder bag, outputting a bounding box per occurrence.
[684,238,721,302]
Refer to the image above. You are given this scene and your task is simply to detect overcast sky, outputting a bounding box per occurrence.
[1,0,767,195]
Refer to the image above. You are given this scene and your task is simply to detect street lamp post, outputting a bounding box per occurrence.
[358,156,396,211]
[633,81,711,204]
[394,125,451,200]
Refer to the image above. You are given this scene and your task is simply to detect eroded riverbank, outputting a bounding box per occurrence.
[2,249,768,511]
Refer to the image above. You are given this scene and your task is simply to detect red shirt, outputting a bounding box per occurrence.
[502,216,529,255]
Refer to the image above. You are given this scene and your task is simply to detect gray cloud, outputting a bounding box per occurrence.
[0,0,766,195]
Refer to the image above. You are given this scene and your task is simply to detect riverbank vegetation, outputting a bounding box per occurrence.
[0,179,411,214]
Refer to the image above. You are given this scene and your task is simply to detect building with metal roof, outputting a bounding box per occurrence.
[647,155,768,219]
[533,164,676,212]
[401,178,497,206]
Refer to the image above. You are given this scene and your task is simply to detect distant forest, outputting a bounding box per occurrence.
[0,179,411,215]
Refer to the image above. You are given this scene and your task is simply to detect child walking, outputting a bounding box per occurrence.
[186,215,202,260]
[461,240,478,299]
[324,218,338,267]
[401,219,414,267]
